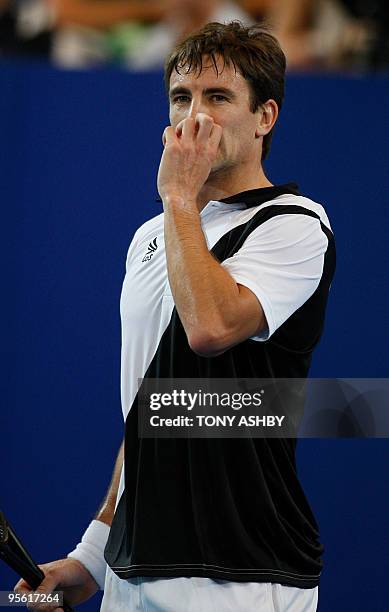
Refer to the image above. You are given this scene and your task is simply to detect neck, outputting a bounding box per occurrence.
[196,164,273,211]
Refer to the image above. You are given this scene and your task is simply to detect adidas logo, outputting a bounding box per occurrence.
[142,237,158,262]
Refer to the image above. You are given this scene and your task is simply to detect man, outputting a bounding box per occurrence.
[15,21,335,612]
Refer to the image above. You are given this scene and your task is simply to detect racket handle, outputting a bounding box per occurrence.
[0,511,75,611]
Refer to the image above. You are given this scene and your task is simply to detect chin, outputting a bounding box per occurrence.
[210,159,234,175]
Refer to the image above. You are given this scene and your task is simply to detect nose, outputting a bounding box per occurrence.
[188,96,208,120]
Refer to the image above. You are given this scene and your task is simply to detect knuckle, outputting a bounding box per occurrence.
[198,113,212,124]
[181,142,192,153]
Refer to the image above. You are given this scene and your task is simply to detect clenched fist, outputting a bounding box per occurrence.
[14,558,98,611]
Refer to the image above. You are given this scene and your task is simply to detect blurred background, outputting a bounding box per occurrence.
[1,2,388,612]
[1,0,389,71]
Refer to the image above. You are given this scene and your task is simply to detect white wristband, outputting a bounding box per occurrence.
[67,520,110,590]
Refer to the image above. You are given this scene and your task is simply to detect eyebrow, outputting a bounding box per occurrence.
[169,86,236,100]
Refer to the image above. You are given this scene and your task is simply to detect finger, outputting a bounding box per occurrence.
[195,113,214,144]
[23,574,61,611]
[162,126,176,147]
[25,595,63,612]
[175,121,183,139]
[14,578,33,593]
[26,603,62,612]
[181,117,196,141]
[26,603,64,612]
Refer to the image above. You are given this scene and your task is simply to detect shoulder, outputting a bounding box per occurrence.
[125,212,164,267]
[260,193,333,233]
[130,212,165,245]
[225,192,333,259]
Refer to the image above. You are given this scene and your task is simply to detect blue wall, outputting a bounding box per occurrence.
[1,61,388,611]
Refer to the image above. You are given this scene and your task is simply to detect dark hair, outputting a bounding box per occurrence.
[164,21,286,161]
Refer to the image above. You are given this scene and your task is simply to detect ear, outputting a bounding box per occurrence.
[255,99,279,138]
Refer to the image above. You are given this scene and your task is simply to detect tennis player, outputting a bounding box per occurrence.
[15,21,335,612]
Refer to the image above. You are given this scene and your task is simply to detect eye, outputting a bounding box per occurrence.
[172,95,191,104]
[210,94,228,102]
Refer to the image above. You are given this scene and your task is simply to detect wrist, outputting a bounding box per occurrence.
[67,520,110,590]
[162,193,198,212]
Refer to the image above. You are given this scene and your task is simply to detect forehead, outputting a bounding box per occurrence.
[169,56,249,95]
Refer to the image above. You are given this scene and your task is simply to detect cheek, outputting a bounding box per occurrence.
[218,125,243,149]
[169,108,183,128]
[169,112,176,128]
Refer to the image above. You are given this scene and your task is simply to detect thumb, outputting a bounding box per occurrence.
[15,573,63,611]
[162,126,175,147]
[33,572,61,594]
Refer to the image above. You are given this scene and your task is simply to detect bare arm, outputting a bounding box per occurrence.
[157,114,274,357]
[95,439,124,526]
[163,205,265,356]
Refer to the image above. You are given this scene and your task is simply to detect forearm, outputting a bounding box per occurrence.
[95,439,124,526]
[164,202,242,354]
